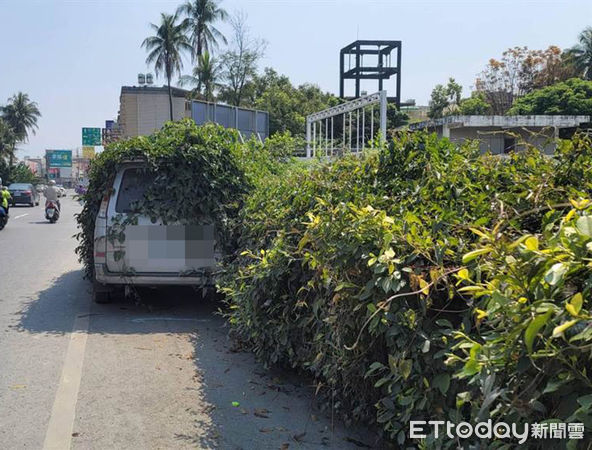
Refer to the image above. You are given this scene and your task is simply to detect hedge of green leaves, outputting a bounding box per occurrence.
[76,120,592,446]
[219,132,592,447]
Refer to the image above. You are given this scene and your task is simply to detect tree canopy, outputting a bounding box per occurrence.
[507,77,592,116]
[250,68,339,136]
[176,0,228,60]
[567,26,592,80]
[142,12,192,120]
[1,92,41,166]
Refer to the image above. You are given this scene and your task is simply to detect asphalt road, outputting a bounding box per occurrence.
[0,192,377,450]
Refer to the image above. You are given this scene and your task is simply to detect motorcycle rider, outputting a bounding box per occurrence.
[43,180,60,211]
[1,185,11,217]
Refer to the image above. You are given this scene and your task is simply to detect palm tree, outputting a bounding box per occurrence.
[179,51,221,102]
[1,92,41,166]
[568,27,592,80]
[142,12,192,120]
[177,0,228,61]
[0,118,16,163]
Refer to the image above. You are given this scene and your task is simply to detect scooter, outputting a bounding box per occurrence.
[0,206,8,230]
[45,201,60,223]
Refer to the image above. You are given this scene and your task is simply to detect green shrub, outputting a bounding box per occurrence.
[450,202,592,443]
[220,131,592,447]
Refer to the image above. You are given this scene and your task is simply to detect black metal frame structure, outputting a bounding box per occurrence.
[339,40,401,108]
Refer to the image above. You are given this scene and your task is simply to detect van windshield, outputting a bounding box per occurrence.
[115,168,155,213]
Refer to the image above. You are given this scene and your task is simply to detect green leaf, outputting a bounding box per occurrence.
[432,373,450,395]
[576,216,592,237]
[421,340,431,353]
[524,236,539,251]
[542,379,565,394]
[388,354,397,373]
[456,391,471,408]
[457,268,470,281]
[524,309,552,353]
[468,227,489,239]
[566,293,583,317]
[462,247,493,264]
[577,394,592,409]
[544,263,567,286]
[552,319,579,338]
[400,359,412,380]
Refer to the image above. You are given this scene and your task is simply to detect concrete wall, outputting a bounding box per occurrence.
[446,127,556,154]
[119,91,190,138]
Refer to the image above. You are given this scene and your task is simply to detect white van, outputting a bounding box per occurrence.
[92,162,217,302]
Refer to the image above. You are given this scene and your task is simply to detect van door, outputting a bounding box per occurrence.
[105,166,216,275]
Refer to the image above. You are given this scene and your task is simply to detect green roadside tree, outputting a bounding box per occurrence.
[428,78,463,119]
[459,92,492,115]
[252,69,339,136]
[179,51,221,101]
[0,118,16,163]
[567,26,592,80]
[1,92,41,167]
[507,78,592,115]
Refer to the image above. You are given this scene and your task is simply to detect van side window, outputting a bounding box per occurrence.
[115,168,155,213]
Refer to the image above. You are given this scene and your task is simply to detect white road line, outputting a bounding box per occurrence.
[13,213,28,219]
[43,311,90,450]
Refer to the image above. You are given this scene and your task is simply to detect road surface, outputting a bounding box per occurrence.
[0,193,377,449]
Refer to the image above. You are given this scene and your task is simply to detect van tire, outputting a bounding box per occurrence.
[93,281,112,304]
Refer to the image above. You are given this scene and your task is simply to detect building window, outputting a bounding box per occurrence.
[503,137,515,154]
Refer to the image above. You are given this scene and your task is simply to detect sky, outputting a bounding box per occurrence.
[1,0,590,158]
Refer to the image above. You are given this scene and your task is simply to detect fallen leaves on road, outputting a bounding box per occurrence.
[201,404,216,414]
[259,427,274,433]
[292,432,306,442]
[231,401,240,407]
[253,408,270,418]
[280,444,290,450]
[9,385,26,390]
[344,437,372,448]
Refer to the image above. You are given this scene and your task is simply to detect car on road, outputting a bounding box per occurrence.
[92,162,217,302]
[8,183,39,206]
[56,184,66,197]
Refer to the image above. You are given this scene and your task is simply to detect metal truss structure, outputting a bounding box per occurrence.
[340,40,401,108]
[305,91,387,158]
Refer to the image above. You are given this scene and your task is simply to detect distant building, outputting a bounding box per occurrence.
[115,85,269,141]
[409,115,591,154]
[23,157,43,176]
[118,86,191,139]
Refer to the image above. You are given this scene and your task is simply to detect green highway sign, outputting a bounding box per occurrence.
[46,150,72,168]
[82,127,102,146]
